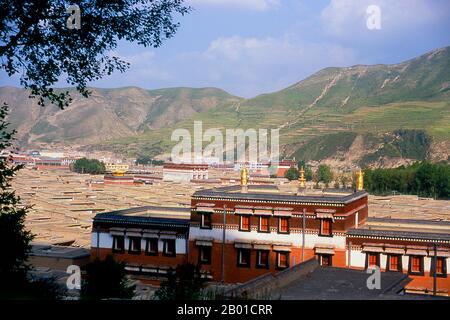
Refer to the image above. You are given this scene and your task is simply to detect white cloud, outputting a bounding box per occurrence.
[321,0,450,37]
[174,35,358,97]
[187,0,280,11]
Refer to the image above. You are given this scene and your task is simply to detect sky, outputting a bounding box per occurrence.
[1,0,450,98]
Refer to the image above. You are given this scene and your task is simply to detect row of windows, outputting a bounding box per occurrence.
[200,213,333,236]
[112,236,176,257]
[366,253,447,277]
[197,246,290,269]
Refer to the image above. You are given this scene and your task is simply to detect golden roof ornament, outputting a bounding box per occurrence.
[240,166,249,186]
[356,169,364,191]
[298,166,306,188]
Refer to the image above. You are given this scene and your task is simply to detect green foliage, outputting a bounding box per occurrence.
[284,167,299,181]
[0,103,65,299]
[317,164,333,184]
[297,160,313,181]
[135,155,164,165]
[0,0,190,108]
[0,103,34,289]
[154,263,206,300]
[73,157,105,174]
[360,130,432,166]
[293,132,357,162]
[364,161,450,199]
[81,255,135,300]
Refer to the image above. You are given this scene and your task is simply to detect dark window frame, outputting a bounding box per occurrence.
[145,238,159,256]
[200,212,212,229]
[277,217,290,234]
[408,255,424,276]
[128,236,142,255]
[112,235,125,253]
[258,216,270,233]
[239,215,251,232]
[319,254,333,267]
[386,254,402,272]
[237,248,251,268]
[198,246,212,265]
[275,251,290,269]
[162,238,176,257]
[319,218,333,237]
[255,250,270,269]
[431,257,447,278]
[365,252,380,269]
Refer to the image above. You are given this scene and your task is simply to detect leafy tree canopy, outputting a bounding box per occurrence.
[0,0,190,108]
[317,164,333,184]
[73,157,105,174]
[81,255,135,300]
[284,167,299,181]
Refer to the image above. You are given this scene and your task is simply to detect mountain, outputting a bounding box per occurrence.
[1,46,449,168]
[0,86,240,147]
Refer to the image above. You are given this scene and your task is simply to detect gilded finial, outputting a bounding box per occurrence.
[240,166,249,186]
[356,169,364,191]
[298,166,306,188]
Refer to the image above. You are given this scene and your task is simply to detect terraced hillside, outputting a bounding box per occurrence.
[1,46,449,168]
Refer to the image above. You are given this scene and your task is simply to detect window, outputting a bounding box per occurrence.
[387,255,401,272]
[128,237,141,254]
[163,239,176,256]
[320,219,332,236]
[237,249,251,267]
[145,238,158,256]
[256,250,270,269]
[409,256,424,275]
[366,253,379,268]
[278,217,289,234]
[276,252,289,269]
[432,257,447,278]
[201,213,212,229]
[240,215,251,231]
[319,254,332,267]
[198,246,212,265]
[259,216,270,233]
[112,236,125,253]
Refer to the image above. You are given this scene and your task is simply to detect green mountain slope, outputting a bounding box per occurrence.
[1,46,449,167]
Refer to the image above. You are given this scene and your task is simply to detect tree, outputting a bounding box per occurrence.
[339,174,349,188]
[73,157,105,174]
[317,164,333,185]
[284,167,299,181]
[154,263,206,300]
[297,160,313,181]
[0,103,65,299]
[0,103,34,295]
[0,0,190,108]
[81,255,135,300]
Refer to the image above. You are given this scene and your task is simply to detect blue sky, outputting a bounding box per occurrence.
[1,0,450,98]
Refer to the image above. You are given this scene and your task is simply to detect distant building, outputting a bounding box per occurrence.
[162,163,209,183]
[274,159,297,177]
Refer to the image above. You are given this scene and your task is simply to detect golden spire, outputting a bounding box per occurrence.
[240,166,249,186]
[356,169,364,191]
[298,166,306,188]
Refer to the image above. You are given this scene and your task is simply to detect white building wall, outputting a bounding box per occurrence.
[92,231,186,254]
[189,226,346,249]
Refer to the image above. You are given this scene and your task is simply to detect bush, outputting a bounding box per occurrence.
[72,158,105,174]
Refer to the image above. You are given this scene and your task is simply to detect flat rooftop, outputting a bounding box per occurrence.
[347,217,450,242]
[193,185,367,204]
[30,244,90,259]
[278,267,416,300]
[93,206,191,227]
